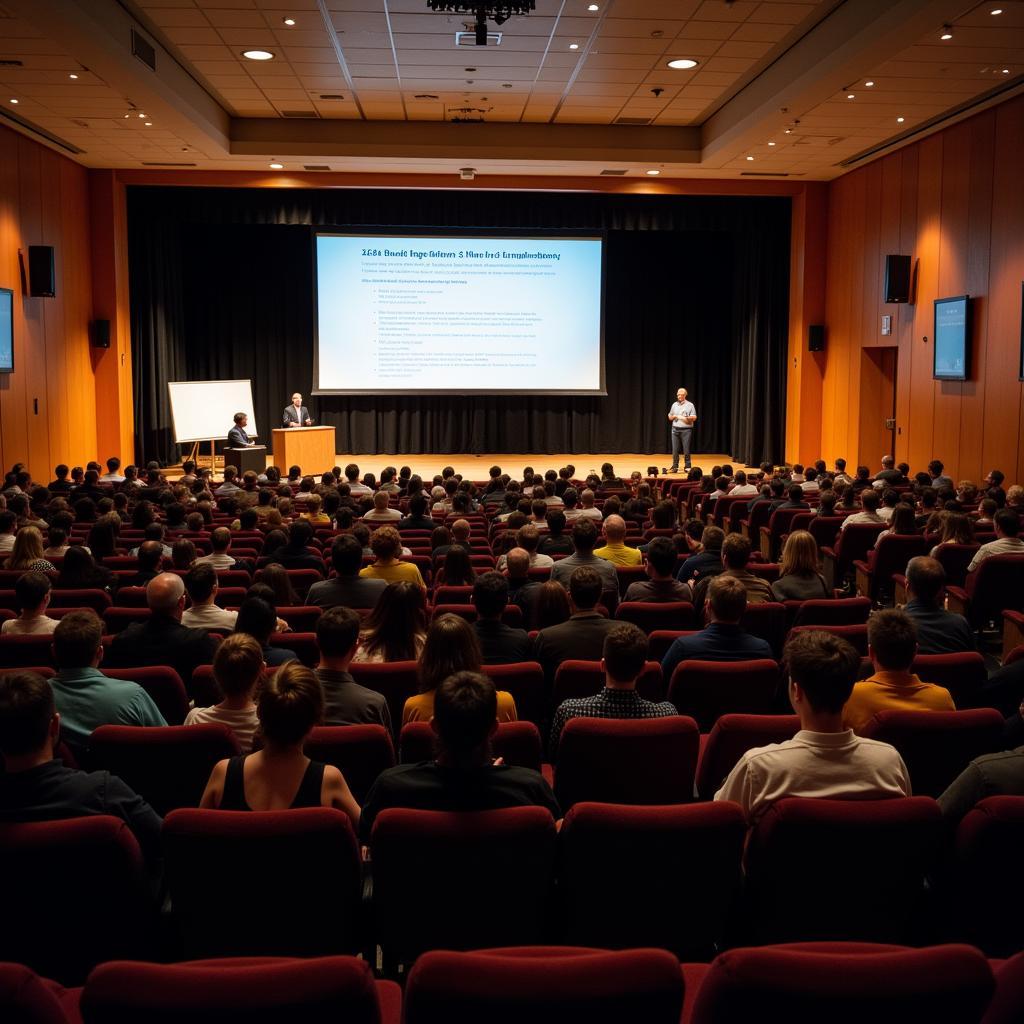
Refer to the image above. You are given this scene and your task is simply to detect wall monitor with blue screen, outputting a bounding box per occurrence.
[0,288,13,373]
[933,295,970,381]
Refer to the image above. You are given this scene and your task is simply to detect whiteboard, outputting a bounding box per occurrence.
[168,379,258,444]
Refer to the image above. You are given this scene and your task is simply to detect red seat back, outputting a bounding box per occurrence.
[400,720,542,772]
[738,602,787,657]
[791,596,871,628]
[268,632,318,666]
[695,714,801,800]
[964,554,1024,627]
[668,659,781,732]
[788,623,868,655]
[274,606,322,633]
[102,607,151,634]
[553,659,665,708]
[49,588,111,612]
[349,661,420,738]
[303,724,395,804]
[482,661,545,728]
[0,962,70,1024]
[102,666,189,725]
[912,652,988,709]
[614,601,696,634]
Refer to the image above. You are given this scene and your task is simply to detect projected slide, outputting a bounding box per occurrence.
[314,233,604,394]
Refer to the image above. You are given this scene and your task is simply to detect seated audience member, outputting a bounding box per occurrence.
[314,606,391,730]
[538,509,574,556]
[902,556,973,655]
[843,608,956,734]
[55,544,114,592]
[839,487,885,530]
[214,466,241,499]
[359,525,425,587]
[875,489,900,523]
[41,522,71,561]
[0,671,162,865]
[171,538,197,570]
[496,523,552,573]
[181,563,239,631]
[431,521,463,561]
[234,596,294,667]
[661,575,773,681]
[50,610,166,752]
[105,572,219,681]
[362,490,402,522]
[715,630,910,822]
[404,612,517,724]
[874,454,903,486]
[123,540,165,588]
[729,470,759,498]
[2,572,57,635]
[307,535,387,610]
[505,547,544,626]
[937,742,1024,823]
[7,526,56,573]
[127,521,171,560]
[194,527,243,570]
[624,536,693,603]
[353,580,428,664]
[439,544,478,587]
[771,530,830,601]
[593,514,642,567]
[929,511,974,557]
[184,633,262,753]
[692,533,774,611]
[550,622,676,753]
[799,467,820,493]
[200,661,359,824]
[265,520,324,573]
[471,572,533,665]
[48,464,73,493]
[399,493,435,530]
[929,459,954,491]
[676,525,725,584]
[254,564,299,607]
[360,671,559,842]
[967,508,1024,572]
[549,518,618,595]
[534,579,572,629]
[534,566,619,683]
[570,488,602,523]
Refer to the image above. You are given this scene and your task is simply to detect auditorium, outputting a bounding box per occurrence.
[2,0,1024,1018]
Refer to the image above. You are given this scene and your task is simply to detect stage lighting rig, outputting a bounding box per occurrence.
[426,2,535,45]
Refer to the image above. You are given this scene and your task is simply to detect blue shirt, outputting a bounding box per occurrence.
[669,400,696,430]
[51,668,167,751]
[660,622,774,683]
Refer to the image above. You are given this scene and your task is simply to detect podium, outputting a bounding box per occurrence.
[272,425,336,475]
[225,445,267,475]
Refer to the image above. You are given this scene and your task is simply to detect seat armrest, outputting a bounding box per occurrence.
[945,585,969,617]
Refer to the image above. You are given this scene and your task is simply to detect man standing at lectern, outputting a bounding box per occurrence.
[227,412,254,448]
[283,392,313,428]
[668,387,697,473]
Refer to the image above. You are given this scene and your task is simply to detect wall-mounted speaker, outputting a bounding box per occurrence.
[89,319,111,348]
[884,254,911,304]
[28,245,55,298]
[808,324,825,352]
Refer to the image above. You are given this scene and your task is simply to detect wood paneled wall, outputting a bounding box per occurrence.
[818,93,1024,485]
[0,123,100,478]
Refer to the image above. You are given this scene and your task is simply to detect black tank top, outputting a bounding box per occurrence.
[219,755,326,811]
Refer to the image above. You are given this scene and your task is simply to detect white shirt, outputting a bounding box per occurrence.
[2,615,59,635]
[669,399,696,429]
[361,508,402,521]
[0,534,14,553]
[839,510,885,531]
[194,552,237,569]
[182,603,239,630]
[715,729,911,823]
[729,484,759,497]
[967,536,1024,573]
[100,472,125,482]
[185,704,259,754]
[566,507,602,522]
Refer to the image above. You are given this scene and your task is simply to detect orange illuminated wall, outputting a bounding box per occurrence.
[818,93,1024,484]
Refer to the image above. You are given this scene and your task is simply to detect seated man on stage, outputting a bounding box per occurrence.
[227,412,254,448]
[283,392,313,428]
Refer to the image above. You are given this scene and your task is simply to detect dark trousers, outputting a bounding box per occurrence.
[671,429,692,470]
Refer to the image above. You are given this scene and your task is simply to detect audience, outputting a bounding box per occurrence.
[692,533,773,610]
[901,556,973,655]
[314,605,391,730]
[676,525,724,584]
[843,609,956,733]
[359,525,425,587]
[715,630,911,822]
[352,580,428,663]
[56,544,114,591]
[181,563,238,631]
[360,671,559,843]
[937,739,1024,823]
[471,571,533,664]
[200,661,359,824]
[839,487,884,529]
[183,632,262,753]
[1,571,57,635]
[593,514,642,566]
[7,525,56,573]
[967,508,1024,572]
[771,530,830,600]
[623,535,692,603]
[549,518,618,596]
[307,535,386,609]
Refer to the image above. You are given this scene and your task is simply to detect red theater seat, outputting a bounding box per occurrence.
[668,659,781,732]
[348,660,419,738]
[695,714,801,800]
[614,601,696,633]
[303,724,395,804]
[553,659,665,707]
[400,720,542,772]
[0,962,78,1024]
[101,666,189,725]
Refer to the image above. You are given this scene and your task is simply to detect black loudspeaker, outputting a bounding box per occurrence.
[884,254,911,304]
[89,319,111,348]
[808,324,825,352]
[28,245,55,297]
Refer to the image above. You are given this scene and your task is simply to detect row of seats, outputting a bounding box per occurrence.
[3,796,1022,985]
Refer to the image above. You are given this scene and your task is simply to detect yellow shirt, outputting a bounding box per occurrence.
[843,671,956,734]
[359,560,425,587]
[594,541,642,566]
[403,688,518,725]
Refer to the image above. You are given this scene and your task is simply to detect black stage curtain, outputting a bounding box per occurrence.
[128,187,789,467]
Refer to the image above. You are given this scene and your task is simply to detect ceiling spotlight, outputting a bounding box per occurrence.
[144,121,152,126]
[847,93,855,99]
[768,141,776,146]
[588,2,599,9]
[138,112,146,118]
[667,58,698,69]
[1002,68,1010,74]
[745,155,754,161]
[9,98,17,104]
[269,161,283,169]
[940,27,953,40]
[991,7,1003,13]
[865,80,874,87]
[784,127,792,134]
[69,73,79,80]
[282,17,296,26]
[569,42,579,49]
[897,116,905,122]
[646,169,660,175]
[242,49,275,60]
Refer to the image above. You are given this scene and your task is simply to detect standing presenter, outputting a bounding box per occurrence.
[282,392,313,428]
[667,387,696,473]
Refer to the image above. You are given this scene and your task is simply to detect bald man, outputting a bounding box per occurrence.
[594,514,643,566]
[668,387,696,473]
[105,572,219,681]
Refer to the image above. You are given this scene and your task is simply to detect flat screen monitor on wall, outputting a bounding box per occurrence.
[0,288,13,373]
[933,295,970,381]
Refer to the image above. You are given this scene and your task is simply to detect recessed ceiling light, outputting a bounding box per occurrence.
[991,8,1003,14]
[940,28,953,40]
[269,162,283,169]
[282,17,296,26]
[847,93,855,99]
[667,58,698,70]
[768,141,776,146]
[745,155,754,161]
[588,3,599,9]
[9,98,17,104]
[865,80,874,87]
[1002,68,1010,74]
[784,128,792,134]
[646,169,660,175]
[144,121,152,126]
[69,73,78,80]
[897,116,905,123]
[569,42,579,49]
[138,112,146,118]
[242,49,275,61]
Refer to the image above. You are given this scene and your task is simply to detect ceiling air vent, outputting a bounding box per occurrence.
[0,59,24,67]
[71,118,89,128]
[141,161,197,166]
[614,116,652,125]
[304,164,331,171]
[318,94,345,100]
[131,28,156,71]
[600,169,629,175]
[281,109,319,118]
[456,30,501,46]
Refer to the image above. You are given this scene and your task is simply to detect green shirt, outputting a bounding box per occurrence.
[50,667,167,749]
[937,745,1024,823]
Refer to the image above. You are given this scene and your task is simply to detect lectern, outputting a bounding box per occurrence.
[224,446,267,475]
[272,426,336,475]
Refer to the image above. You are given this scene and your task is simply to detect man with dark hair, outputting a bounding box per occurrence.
[902,556,973,654]
[929,459,954,490]
[549,623,676,752]
[215,465,241,499]
[0,671,162,864]
[844,608,955,733]
[315,606,391,729]
[307,535,386,609]
[692,533,774,611]
[2,572,56,635]
[195,526,244,570]
[625,536,692,603]
[538,509,574,556]
[534,565,619,683]
[268,519,325,572]
[100,456,125,484]
[181,563,238,630]
[715,631,910,822]
[504,547,544,629]
[50,611,166,753]
[549,518,618,596]
[399,493,435,530]
[358,671,560,842]
[471,572,532,665]
[967,508,1024,572]
[938,735,1024,823]
[661,575,773,681]
[839,487,884,530]
[48,463,72,493]
[676,525,725,584]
